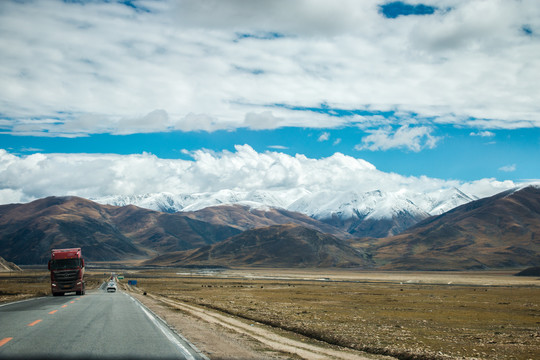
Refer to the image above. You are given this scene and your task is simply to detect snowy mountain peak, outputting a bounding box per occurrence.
[287,189,430,221]
[94,187,475,224]
[92,187,480,238]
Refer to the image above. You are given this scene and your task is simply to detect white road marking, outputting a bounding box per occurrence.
[126,293,205,360]
[0,296,41,308]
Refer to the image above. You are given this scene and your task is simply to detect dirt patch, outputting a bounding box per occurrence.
[129,288,294,359]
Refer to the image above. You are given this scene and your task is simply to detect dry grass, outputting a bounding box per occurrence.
[0,270,106,303]
[127,269,540,360]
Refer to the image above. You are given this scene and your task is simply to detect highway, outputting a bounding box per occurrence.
[0,284,206,360]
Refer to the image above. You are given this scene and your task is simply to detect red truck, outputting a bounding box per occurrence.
[48,248,86,296]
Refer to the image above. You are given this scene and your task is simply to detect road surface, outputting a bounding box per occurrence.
[0,284,206,359]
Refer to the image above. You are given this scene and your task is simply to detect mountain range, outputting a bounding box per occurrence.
[359,186,540,270]
[0,197,240,264]
[93,187,476,238]
[0,186,538,270]
[147,224,373,268]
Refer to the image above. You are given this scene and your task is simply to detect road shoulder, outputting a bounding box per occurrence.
[127,286,390,360]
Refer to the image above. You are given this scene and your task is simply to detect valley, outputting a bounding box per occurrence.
[2,268,539,360]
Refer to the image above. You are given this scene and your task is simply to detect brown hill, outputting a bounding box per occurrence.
[322,210,427,238]
[0,256,21,272]
[514,267,540,276]
[0,196,241,264]
[107,205,241,252]
[146,223,374,268]
[182,204,352,238]
[361,186,540,270]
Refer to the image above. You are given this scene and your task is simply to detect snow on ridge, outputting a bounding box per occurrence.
[288,189,430,221]
[93,188,304,213]
[93,187,476,222]
[416,187,477,216]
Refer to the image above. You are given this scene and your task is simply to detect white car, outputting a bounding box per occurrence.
[106,281,117,292]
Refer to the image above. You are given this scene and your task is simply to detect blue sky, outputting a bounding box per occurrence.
[1,126,539,182]
[1,0,539,203]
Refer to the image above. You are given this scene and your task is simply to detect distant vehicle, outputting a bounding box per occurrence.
[106,281,117,292]
[48,248,85,296]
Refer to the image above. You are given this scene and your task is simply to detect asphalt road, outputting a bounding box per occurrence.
[0,285,206,360]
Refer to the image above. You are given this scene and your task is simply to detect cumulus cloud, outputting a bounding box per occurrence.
[0,146,518,205]
[459,178,518,199]
[356,125,440,152]
[1,0,539,136]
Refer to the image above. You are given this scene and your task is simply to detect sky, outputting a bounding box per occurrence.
[1,0,539,204]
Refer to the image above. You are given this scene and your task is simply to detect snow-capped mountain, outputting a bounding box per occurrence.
[288,190,429,220]
[286,188,476,237]
[93,188,309,213]
[92,187,476,238]
[417,188,478,216]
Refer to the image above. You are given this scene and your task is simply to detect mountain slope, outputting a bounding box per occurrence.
[0,196,145,264]
[107,205,241,253]
[0,256,21,272]
[182,204,352,238]
[362,186,540,270]
[95,187,476,238]
[0,197,241,264]
[147,224,373,268]
[289,189,476,237]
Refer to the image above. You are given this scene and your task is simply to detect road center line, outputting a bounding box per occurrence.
[70,301,75,304]
[49,310,58,314]
[61,304,68,308]
[0,337,13,347]
[28,319,42,327]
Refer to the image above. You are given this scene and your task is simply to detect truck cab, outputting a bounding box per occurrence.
[48,248,85,296]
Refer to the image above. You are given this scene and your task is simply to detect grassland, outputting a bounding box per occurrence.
[0,270,106,303]
[126,269,539,360]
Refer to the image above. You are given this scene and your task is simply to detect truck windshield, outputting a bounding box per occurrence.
[50,259,81,270]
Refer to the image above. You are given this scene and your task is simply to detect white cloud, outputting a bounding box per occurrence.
[318,132,330,142]
[174,113,225,132]
[470,131,495,137]
[0,0,539,135]
[0,146,518,205]
[243,111,285,130]
[459,178,518,199]
[499,164,517,172]
[356,125,441,152]
[116,109,170,134]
